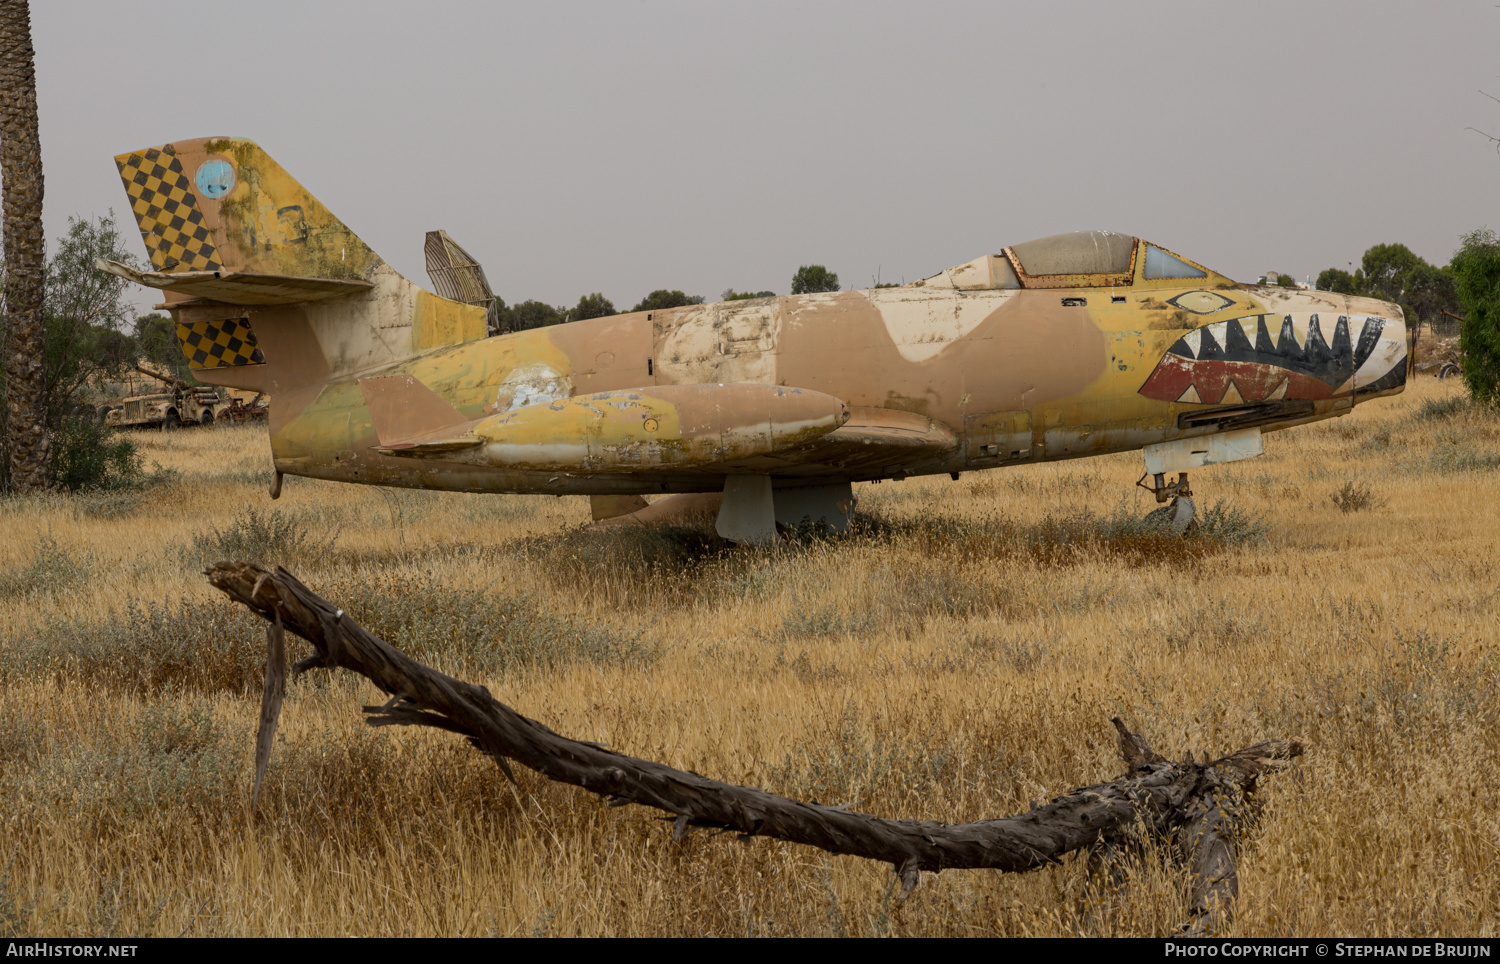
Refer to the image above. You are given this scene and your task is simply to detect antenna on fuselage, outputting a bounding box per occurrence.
[425,230,500,335]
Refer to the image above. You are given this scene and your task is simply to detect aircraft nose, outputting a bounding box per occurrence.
[1353,301,1407,400]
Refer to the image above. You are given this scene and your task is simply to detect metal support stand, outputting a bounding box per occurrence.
[1136,470,1192,505]
[716,474,778,545]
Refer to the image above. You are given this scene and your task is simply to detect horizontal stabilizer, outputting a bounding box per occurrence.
[590,494,650,521]
[97,259,373,306]
[589,493,723,530]
[359,374,479,450]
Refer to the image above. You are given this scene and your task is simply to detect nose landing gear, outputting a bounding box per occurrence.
[1136,471,1197,536]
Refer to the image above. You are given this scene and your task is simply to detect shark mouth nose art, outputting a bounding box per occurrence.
[1137,313,1407,405]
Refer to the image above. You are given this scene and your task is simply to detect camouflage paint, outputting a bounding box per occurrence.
[108,138,1410,499]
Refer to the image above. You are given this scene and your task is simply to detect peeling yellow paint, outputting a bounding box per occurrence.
[413,289,487,351]
[109,136,1411,502]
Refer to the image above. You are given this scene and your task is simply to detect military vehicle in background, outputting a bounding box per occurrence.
[100,365,224,431]
[1408,313,1464,381]
[219,389,270,423]
[1416,311,1466,381]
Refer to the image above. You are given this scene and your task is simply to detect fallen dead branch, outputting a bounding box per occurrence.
[206,561,1303,936]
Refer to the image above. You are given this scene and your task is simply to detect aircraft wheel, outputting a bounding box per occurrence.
[1144,495,1196,536]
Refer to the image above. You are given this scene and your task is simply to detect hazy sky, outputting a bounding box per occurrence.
[30,1,1500,313]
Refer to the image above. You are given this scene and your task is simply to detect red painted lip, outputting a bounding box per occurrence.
[1138,355,1338,404]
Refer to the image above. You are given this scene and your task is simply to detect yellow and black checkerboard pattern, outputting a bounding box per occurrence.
[177,318,265,370]
[116,146,222,272]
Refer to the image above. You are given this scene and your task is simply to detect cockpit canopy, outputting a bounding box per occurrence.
[913,230,1219,291]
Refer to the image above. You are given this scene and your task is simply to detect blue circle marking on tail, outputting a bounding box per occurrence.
[196,159,236,199]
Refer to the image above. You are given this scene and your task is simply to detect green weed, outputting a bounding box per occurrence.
[1414,396,1471,421]
[1426,430,1500,473]
[1329,481,1387,513]
[0,535,91,598]
[2,598,265,696]
[335,569,658,676]
[190,507,336,569]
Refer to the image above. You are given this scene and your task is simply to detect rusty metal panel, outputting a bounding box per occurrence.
[964,409,1032,463]
[716,301,778,355]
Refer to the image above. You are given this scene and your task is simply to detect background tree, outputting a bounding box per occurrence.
[0,0,48,494]
[509,299,566,330]
[490,296,516,333]
[1315,268,1360,294]
[1,214,145,492]
[1316,243,1460,330]
[43,214,141,416]
[132,313,180,369]
[1451,228,1500,406]
[567,292,616,322]
[630,290,703,312]
[1360,243,1456,325]
[722,289,776,302]
[790,265,839,294]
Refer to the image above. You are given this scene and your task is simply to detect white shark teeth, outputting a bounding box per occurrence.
[1286,314,1307,350]
[1264,315,1281,350]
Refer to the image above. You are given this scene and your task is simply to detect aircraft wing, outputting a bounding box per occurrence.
[97,259,373,305]
[359,376,956,480]
[708,407,959,478]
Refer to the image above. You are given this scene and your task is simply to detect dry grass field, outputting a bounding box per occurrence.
[1,376,1496,937]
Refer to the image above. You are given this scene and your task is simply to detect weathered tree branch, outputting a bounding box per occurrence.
[206,562,1302,933]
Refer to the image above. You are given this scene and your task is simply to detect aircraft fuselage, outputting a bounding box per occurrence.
[254,280,1406,495]
[104,139,1407,504]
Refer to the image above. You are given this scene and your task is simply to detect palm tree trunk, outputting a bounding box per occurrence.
[0,0,48,494]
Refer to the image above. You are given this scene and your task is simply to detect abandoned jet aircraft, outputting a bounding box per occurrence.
[100,137,1410,542]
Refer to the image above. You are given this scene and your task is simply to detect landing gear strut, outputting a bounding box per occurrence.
[1136,471,1197,536]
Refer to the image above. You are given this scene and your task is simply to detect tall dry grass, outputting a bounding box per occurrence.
[1,378,1497,937]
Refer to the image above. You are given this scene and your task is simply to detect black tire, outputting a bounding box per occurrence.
[1439,362,1460,381]
[200,410,215,427]
[161,411,181,432]
[1143,496,1196,537]
[96,406,113,426]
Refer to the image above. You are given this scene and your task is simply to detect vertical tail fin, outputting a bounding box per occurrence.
[110,137,488,393]
[114,137,380,281]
